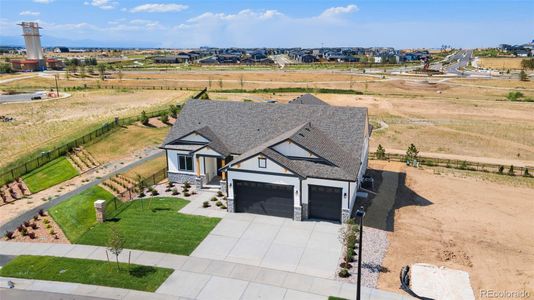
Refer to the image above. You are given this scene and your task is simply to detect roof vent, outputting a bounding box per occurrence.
[298,133,305,137]
[304,128,310,132]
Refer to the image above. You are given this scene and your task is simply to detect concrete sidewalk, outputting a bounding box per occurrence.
[0,241,412,300]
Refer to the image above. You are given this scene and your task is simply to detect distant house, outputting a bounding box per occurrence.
[161,96,370,223]
[153,55,190,64]
[53,47,69,53]
[298,54,318,63]
[516,50,529,57]
[374,56,383,63]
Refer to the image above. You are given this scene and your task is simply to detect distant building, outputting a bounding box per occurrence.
[53,47,70,53]
[12,22,46,71]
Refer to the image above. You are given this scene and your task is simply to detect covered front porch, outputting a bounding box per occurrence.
[194,154,228,192]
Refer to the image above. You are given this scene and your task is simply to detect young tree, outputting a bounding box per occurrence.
[519,69,528,81]
[98,64,106,80]
[498,165,504,175]
[376,144,386,160]
[169,105,178,118]
[218,79,223,89]
[338,219,357,269]
[140,110,149,126]
[208,76,212,88]
[79,64,86,78]
[240,75,244,89]
[406,143,419,163]
[107,224,125,270]
[524,167,531,177]
[508,165,515,176]
[159,112,169,124]
[117,68,124,81]
[87,65,95,75]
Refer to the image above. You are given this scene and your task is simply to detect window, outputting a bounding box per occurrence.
[178,155,193,171]
[258,157,267,168]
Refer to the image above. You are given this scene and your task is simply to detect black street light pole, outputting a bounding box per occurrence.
[355,206,366,300]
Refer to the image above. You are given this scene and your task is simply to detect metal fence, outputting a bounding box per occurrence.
[369,152,533,176]
[104,167,168,219]
[0,88,208,187]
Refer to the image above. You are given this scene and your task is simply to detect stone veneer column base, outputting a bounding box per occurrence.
[220,180,227,194]
[301,203,309,220]
[227,197,235,213]
[168,172,197,184]
[293,206,302,221]
[341,208,351,223]
[195,176,204,190]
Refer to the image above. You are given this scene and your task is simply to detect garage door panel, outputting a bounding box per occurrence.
[309,185,342,222]
[234,180,294,219]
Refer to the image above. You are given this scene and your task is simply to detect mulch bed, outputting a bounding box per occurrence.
[4,210,70,244]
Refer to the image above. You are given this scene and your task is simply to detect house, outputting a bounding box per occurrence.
[53,47,69,53]
[288,94,329,105]
[161,96,370,223]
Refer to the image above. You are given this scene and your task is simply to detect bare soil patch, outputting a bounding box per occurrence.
[4,211,69,244]
[375,161,534,297]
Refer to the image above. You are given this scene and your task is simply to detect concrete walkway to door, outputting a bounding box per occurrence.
[191,212,343,279]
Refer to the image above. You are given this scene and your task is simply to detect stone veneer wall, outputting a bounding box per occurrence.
[168,172,197,184]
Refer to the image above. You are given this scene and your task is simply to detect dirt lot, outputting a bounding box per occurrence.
[373,161,534,298]
[477,57,525,70]
[0,89,190,169]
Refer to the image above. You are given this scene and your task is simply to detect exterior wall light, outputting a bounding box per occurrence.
[295,190,299,195]
[344,192,347,198]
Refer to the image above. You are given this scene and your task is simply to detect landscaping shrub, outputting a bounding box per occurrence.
[220,205,227,210]
[498,165,504,174]
[30,223,38,230]
[171,188,179,195]
[17,225,24,232]
[202,201,210,208]
[49,229,55,235]
[338,268,350,278]
[217,191,224,197]
[211,196,218,202]
[215,201,222,207]
[191,191,197,195]
[169,105,178,118]
[375,144,386,160]
[4,231,14,240]
[140,111,149,126]
[46,224,52,229]
[183,192,191,197]
[339,262,353,269]
[159,113,169,124]
[21,228,28,236]
[508,165,515,176]
[33,215,39,221]
[524,168,531,177]
[183,182,191,189]
[23,221,30,227]
[150,189,159,196]
[28,232,36,239]
[459,160,468,170]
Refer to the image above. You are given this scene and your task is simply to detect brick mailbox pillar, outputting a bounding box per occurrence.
[94,200,106,223]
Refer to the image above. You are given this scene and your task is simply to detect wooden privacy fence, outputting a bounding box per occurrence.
[369,152,533,176]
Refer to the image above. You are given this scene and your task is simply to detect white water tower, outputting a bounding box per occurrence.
[18,22,45,70]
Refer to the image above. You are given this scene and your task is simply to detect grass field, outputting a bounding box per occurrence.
[77,198,220,255]
[0,255,172,292]
[22,157,79,193]
[0,89,190,169]
[85,124,169,163]
[49,186,116,241]
[123,154,166,179]
[477,57,524,70]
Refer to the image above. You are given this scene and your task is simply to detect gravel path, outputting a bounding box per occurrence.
[337,226,390,288]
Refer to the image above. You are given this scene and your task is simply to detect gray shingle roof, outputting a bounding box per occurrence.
[288,94,329,106]
[163,99,368,181]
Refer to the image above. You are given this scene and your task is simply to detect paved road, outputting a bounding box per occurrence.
[445,49,473,75]
[0,150,164,234]
[1,289,109,300]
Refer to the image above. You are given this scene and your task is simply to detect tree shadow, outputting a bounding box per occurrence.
[129,265,157,278]
[151,207,171,212]
[106,217,122,222]
[351,167,433,232]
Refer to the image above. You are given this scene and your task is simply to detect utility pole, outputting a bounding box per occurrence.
[55,74,60,97]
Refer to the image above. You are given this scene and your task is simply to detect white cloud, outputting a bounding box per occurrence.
[187,9,283,22]
[88,0,118,10]
[319,4,359,18]
[20,11,41,16]
[130,3,188,13]
[33,0,54,3]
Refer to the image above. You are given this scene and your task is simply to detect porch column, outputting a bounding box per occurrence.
[219,159,227,194]
[220,159,226,180]
[195,155,203,190]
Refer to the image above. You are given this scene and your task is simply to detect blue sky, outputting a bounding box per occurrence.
[0,0,532,48]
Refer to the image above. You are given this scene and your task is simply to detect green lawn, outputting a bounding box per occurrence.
[50,189,220,255]
[0,255,172,292]
[22,156,79,193]
[77,198,220,255]
[49,186,116,241]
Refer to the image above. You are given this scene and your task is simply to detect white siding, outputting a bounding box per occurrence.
[196,146,221,157]
[227,171,301,207]
[233,155,293,174]
[167,150,196,174]
[272,141,317,158]
[180,132,209,143]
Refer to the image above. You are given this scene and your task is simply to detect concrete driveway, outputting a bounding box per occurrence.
[191,213,342,279]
